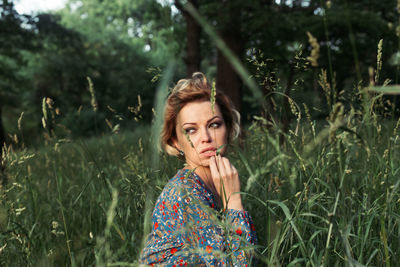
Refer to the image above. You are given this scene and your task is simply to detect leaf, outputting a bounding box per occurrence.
[368,85,400,95]
[216,144,226,156]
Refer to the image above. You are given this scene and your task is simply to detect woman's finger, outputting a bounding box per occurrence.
[229,161,238,176]
[217,154,227,179]
[221,157,233,177]
[209,156,219,179]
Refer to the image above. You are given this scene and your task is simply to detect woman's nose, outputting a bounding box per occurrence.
[200,128,212,142]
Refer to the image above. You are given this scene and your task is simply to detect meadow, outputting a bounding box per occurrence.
[2,0,400,266]
[1,77,400,266]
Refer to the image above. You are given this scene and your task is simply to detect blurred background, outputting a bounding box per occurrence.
[1,0,399,147]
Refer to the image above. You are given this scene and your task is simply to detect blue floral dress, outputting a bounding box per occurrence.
[140,168,257,266]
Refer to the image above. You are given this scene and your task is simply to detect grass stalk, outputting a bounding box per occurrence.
[320,0,334,90]
[55,170,75,267]
[141,61,176,253]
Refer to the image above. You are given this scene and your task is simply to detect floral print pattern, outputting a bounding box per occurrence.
[140,169,257,266]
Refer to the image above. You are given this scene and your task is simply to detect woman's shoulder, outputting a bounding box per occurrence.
[159,168,210,201]
[158,168,214,206]
[166,168,197,186]
[153,169,198,210]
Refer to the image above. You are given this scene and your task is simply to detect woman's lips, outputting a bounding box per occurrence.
[200,147,216,157]
[201,150,216,157]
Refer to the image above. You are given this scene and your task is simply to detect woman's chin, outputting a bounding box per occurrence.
[199,159,211,167]
[196,157,212,167]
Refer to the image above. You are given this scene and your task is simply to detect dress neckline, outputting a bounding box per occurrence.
[180,168,216,202]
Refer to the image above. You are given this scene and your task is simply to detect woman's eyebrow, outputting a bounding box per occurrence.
[182,122,196,126]
[182,116,221,127]
[208,115,222,123]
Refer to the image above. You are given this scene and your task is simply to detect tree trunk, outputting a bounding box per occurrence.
[216,2,244,113]
[175,0,201,76]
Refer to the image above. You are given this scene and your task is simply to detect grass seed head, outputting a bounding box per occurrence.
[319,69,331,107]
[288,98,301,121]
[306,32,320,67]
[397,0,400,14]
[326,0,331,8]
[375,39,383,83]
[303,103,315,137]
[46,97,54,109]
[211,80,216,114]
[87,77,98,112]
[42,97,48,122]
[17,112,24,131]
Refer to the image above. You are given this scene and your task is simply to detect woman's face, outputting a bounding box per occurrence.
[174,100,228,168]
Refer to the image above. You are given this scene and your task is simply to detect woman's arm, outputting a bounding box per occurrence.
[210,155,243,210]
[226,209,258,265]
[140,173,227,266]
[210,155,258,265]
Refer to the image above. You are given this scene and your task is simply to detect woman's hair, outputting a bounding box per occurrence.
[161,72,240,157]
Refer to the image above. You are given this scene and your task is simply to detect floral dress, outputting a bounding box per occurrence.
[140,168,257,266]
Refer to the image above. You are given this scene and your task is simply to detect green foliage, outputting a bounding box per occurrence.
[0,1,36,106]
[1,80,400,265]
[0,129,181,265]
[1,0,187,145]
[2,0,400,266]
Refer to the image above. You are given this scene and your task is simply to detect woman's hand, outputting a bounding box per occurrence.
[210,155,243,210]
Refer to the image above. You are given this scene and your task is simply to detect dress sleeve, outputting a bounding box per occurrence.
[140,177,225,266]
[225,209,258,266]
[139,179,187,266]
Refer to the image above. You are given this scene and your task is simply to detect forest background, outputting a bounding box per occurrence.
[2,0,399,144]
[1,0,400,266]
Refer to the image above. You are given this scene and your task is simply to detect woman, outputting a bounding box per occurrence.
[140,72,257,266]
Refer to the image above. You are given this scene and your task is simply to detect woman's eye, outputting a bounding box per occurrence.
[210,122,221,128]
[184,128,196,134]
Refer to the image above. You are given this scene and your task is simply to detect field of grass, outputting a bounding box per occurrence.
[1,89,400,266]
[2,0,400,265]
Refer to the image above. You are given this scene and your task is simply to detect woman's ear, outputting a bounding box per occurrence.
[172,138,181,151]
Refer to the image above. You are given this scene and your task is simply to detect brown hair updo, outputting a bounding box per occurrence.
[161,72,240,157]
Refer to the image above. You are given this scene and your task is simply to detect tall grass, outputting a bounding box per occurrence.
[2,74,400,266]
[2,3,400,267]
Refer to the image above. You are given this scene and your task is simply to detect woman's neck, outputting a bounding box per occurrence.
[185,164,219,199]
